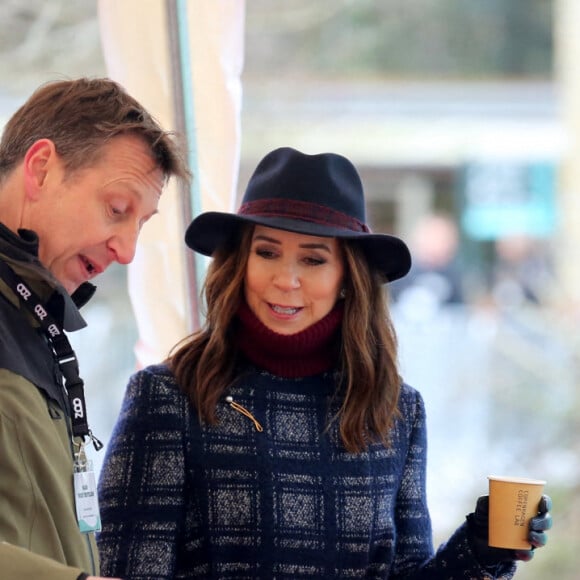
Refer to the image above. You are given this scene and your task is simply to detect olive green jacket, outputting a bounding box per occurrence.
[0,224,99,579]
[0,370,99,579]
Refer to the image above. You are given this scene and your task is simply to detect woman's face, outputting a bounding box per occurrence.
[244,225,345,335]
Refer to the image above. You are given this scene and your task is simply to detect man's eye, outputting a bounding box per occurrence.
[110,204,127,216]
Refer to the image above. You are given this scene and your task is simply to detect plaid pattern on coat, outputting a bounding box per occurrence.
[97,364,515,579]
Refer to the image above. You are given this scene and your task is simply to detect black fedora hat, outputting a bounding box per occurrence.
[185,147,411,282]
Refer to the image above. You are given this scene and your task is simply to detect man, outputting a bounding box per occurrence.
[0,77,188,579]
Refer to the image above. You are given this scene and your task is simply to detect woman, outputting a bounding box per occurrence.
[97,147,551,579]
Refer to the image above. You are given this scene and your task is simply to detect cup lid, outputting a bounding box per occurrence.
[488,475,546,485]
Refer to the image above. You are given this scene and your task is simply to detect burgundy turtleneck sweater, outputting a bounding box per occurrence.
[234,299,344,378]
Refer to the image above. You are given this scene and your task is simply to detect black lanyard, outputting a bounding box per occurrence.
[0,258,102,450]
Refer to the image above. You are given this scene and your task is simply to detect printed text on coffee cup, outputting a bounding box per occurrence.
[514,489,528,527]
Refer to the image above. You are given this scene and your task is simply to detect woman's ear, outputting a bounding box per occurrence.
[23,139,57,200]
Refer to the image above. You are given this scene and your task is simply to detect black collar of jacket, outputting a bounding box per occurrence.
[0,222,98,410]
[0,295,69,411]
[0,223,95,330]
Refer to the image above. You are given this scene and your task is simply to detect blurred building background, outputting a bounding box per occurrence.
[0,1,578,578]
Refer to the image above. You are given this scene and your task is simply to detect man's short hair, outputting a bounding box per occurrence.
[0,77,189,183]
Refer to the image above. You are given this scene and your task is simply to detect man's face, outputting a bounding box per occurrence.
[28,135,164,293]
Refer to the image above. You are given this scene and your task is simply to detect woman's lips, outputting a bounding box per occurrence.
[269,303,301,315]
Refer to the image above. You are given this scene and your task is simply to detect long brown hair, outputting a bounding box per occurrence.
[169,225,402,453]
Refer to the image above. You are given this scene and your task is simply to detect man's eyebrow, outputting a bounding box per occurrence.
[114,185,160,217]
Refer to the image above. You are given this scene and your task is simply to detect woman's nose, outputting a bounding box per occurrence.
[273,263,301,291]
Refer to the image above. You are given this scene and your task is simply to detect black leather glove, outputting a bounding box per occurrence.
[466,494,552,566]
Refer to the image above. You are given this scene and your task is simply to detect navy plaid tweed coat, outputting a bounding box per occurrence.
[97,364,515,579]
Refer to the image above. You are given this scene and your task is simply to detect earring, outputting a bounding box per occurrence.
[339,287,346,299]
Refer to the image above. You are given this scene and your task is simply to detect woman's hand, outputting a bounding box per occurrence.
[467,494,553,566]
[513,494,553,561]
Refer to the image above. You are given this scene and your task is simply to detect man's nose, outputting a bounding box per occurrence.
[107,226,139,265]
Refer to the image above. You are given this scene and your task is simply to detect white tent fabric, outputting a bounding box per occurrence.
[98,0,245,367]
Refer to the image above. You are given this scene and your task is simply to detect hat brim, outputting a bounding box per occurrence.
[185,212,411,282]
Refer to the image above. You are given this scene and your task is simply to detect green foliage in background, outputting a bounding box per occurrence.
[245,0,553,79]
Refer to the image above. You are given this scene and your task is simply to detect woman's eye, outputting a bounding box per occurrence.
[304,256,325,266]
[256,248,276,259]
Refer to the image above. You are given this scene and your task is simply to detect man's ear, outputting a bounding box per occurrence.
[23,139,58,200]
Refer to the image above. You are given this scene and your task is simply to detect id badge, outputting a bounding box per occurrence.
[73,458,102,533]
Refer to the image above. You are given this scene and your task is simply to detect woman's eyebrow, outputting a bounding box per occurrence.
[252,234,280,244]
[299,242,332,253]
[252,234,332,253]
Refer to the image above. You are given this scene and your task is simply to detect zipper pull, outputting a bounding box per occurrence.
[225,396,263,432]
[88,430,104,451]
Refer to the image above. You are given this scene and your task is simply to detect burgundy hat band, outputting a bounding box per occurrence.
[238,198,370,233]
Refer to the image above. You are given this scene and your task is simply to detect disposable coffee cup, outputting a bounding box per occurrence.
[488,475,546,550]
